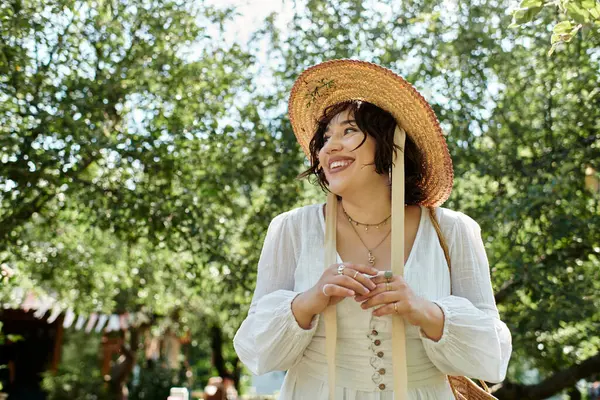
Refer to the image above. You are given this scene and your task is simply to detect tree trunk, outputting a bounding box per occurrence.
[110,328,139,400]
[210,324,227,378]
[210,324,241,389]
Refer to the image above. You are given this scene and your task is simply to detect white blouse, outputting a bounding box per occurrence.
[234,203,512,400]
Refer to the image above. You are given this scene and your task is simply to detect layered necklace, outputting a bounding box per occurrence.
[342,206,391,267]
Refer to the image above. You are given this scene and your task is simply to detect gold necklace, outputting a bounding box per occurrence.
[342,207,391,232]
[345,211,391,267]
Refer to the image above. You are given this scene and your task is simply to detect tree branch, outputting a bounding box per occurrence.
[494,277,520,305]
[494,352,600,399]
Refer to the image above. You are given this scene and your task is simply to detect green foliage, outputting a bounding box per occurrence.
[1,0,599,398]
[42,369,110,400]
[41,330,108,400]
[127,365,181,400]
[509,0,600,54]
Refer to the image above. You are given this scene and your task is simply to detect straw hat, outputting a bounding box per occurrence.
[288,59,454,207]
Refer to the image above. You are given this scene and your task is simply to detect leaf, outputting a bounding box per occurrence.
[567,2,592,23]
[551,32,563,44]
[553,20,573,33]
[510,6,544,27]
[588,4,600,19]
[520,0,543,7]
[581,0,596,9]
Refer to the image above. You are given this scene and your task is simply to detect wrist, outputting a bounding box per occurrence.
[418,300,445,341]
[291,290,322,329]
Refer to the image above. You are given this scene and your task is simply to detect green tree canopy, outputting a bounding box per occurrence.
[1,0,599,398]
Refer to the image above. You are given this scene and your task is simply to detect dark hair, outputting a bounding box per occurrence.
[298,100,426,205]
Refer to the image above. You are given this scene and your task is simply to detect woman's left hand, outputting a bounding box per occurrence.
[354,271,444,340]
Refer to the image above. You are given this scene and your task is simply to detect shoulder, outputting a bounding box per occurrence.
[436,207,481,235]
[268,203,323,231]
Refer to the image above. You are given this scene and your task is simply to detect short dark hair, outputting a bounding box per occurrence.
[298,100,426,205]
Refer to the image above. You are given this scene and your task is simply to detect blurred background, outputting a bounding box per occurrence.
[0,0,598,399]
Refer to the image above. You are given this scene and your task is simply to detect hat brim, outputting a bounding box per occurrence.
[288,59,453,207]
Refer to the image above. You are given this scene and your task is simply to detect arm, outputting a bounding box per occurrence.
[420,211,513,383]
[233,211,319,376]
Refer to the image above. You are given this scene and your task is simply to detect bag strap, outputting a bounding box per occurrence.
[428,206,491,394]
[428,207,452,277]
[391,126,409,399]
[323,127,409,400]
[324,192,338,400]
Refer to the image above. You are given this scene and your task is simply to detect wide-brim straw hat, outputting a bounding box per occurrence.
[288,59,454,207]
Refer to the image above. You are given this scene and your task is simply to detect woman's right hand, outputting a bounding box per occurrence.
[291,263,379,329]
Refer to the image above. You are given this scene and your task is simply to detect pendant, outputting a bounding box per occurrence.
[368,251,375,266]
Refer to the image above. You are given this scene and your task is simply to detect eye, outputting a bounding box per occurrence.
[344,127,357,134]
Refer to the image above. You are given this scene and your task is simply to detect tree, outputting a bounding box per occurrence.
[248,0,600,398]
[2,0,599,398]
[509,0,600,55]
[0,0,308,392]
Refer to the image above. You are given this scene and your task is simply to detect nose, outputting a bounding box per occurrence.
[323,134,342,154]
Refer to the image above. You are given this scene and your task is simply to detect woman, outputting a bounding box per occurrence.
[233,60,512,399]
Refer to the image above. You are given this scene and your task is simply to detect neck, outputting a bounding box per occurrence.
[338,185,392,224]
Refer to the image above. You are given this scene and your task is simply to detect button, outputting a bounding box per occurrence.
[379,383,386,390]
[372,329,378,336]
[374,339,381,346]
[377,351,384,358]
[378,368,386,375]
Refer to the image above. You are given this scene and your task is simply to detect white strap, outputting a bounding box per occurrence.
[323,126,408,399]
[391,126,408,399]
[324,192,338,399]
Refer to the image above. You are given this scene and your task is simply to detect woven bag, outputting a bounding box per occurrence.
[428,206,497,400]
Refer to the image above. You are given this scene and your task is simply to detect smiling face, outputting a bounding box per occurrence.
[317,108,388,196]
[299,100,427,205]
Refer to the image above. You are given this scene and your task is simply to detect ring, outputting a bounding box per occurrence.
[393,302,399,314]
[386,282,391,292]
[353,271,359,279]
[322,285,330,297]
[337,265,345,275]
[384,271,393,282]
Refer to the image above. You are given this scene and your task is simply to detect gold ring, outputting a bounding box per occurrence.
[386,282,391,292]
[393,302,399,313]
[353,271,359,279]
[337,265,345,275]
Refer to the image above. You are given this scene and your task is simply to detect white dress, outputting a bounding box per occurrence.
[234,203,512,399]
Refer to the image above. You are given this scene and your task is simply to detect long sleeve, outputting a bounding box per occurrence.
[420,210,512,383]
[233,211,320,376]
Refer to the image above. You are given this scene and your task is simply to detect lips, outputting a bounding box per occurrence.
[328,157,355,173]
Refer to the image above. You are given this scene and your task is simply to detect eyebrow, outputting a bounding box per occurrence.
[325,119,357,132]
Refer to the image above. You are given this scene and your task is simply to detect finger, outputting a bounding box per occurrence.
[333,263,379,277]
[323,283,355,298]
[354,282,388,302]
[372,301,410,317]
[370,272,407,285]
[333,275,371,295]
[360,289,400,310]
[342,268,377,291]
